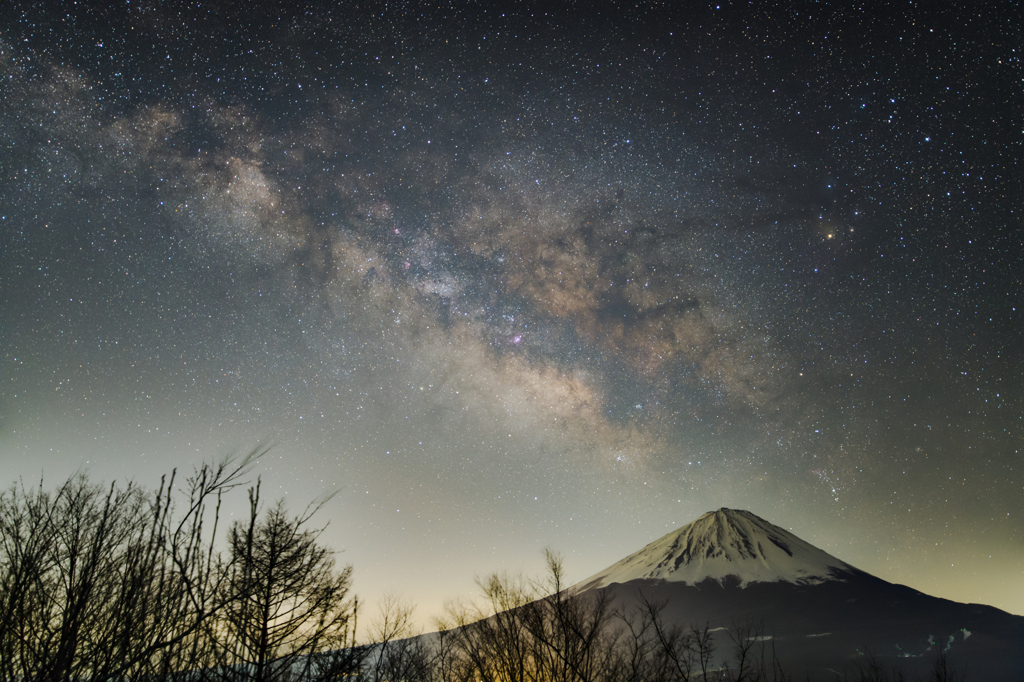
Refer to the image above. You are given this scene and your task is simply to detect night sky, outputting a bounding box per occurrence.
[1,1,1021,626]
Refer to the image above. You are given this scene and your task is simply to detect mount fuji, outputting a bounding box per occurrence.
[578,508,860,590]
[576,508,1024,679]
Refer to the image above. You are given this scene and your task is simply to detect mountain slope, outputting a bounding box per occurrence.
[393,508,1022,681]
[575,508,1024,679]
[579,508,858,590]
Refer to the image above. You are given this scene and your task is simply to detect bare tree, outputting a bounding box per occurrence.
[612,600,665,682]
[440,568,535,682]
[2,476,164,682]
[0,477,53,681]
[364,594,431,682]
[143,454,263,681]
[708,619,794,682]
[436,551,624,682]
[430,615,460,682]
[632,593,707,682]
[214,483,357,682]
[0,451,258,682]
[523,550,620,682]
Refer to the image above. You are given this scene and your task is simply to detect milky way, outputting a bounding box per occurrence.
[1,1,1020,624]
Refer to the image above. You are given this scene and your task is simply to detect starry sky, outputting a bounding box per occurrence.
[1,1,1021,626]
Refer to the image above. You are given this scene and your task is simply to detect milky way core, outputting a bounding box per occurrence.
[1,1,1020,625]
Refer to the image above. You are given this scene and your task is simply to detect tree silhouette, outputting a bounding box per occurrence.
[215,483,357,682]
[0,452,258,682]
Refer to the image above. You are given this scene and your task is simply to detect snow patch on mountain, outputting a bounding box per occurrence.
[578,508,856,590]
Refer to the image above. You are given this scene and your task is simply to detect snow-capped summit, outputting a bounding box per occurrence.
[578,508,857,590]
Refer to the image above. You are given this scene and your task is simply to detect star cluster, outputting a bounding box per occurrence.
[1,1,1020,623]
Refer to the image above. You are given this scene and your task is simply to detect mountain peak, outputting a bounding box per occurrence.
[578,508,857,590]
